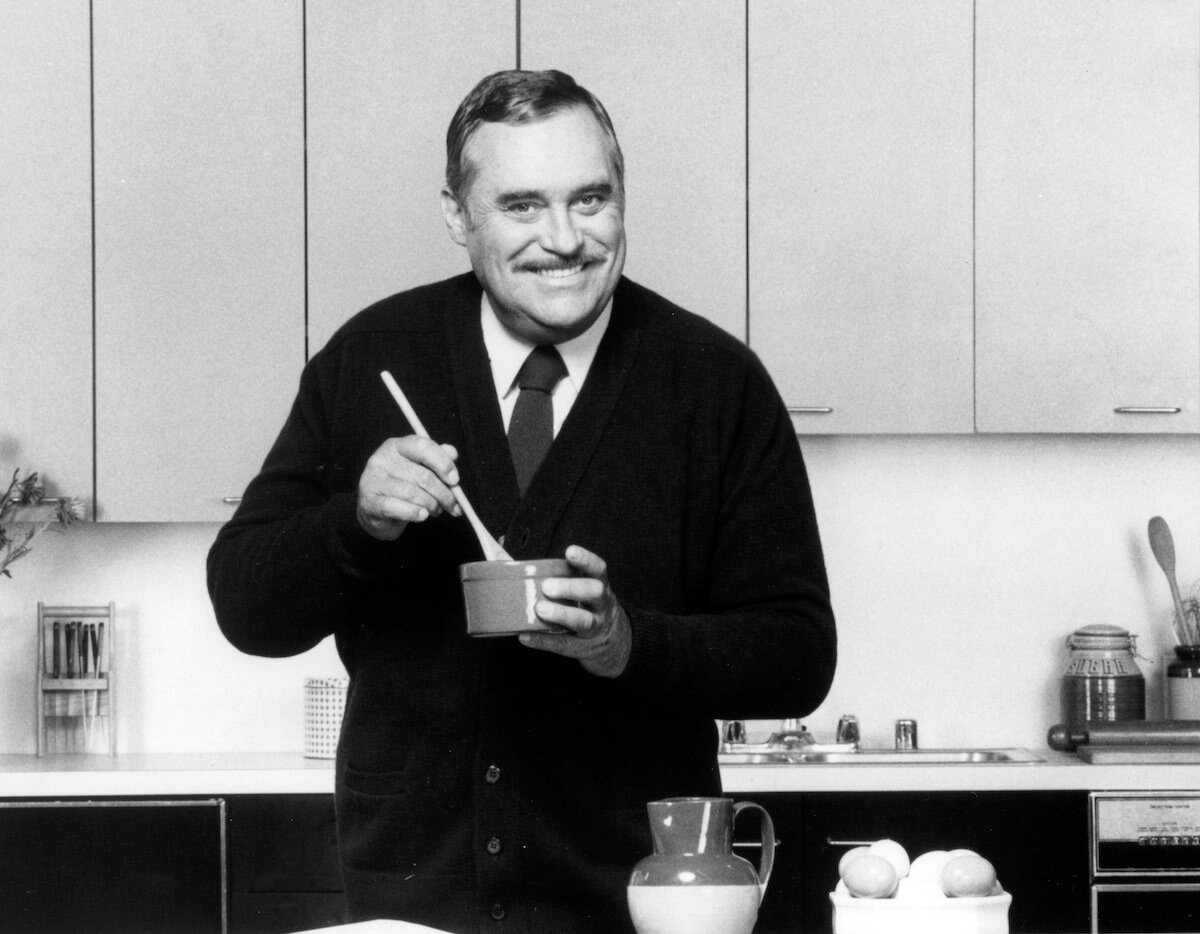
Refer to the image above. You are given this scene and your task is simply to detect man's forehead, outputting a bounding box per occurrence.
[463,108,616,180]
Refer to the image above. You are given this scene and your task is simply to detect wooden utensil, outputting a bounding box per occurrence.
[1148,515,1188,645]
[380,370,513,562]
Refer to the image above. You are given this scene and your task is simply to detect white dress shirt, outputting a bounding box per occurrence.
[480,294,612,436]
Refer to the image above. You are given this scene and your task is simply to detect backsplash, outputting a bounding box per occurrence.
[1,433,1197,755]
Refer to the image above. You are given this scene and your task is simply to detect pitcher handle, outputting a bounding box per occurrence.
[732,800,776,902]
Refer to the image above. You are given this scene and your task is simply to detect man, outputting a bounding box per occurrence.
[208,69,835,933]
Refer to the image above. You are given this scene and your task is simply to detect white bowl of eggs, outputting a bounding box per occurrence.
[829,838,1011,934]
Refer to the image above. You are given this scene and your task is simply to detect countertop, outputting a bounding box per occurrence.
[0,749,1196,797]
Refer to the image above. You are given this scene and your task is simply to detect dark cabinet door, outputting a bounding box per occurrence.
[0,799,225,933]
[226,794,345,934]
[749,790,1090,934]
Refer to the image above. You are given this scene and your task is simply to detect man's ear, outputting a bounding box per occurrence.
[440,188,468,246]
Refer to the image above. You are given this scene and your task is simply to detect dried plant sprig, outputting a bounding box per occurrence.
[0,469,83,580]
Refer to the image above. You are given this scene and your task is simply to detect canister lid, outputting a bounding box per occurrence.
[1067,623,1136,651]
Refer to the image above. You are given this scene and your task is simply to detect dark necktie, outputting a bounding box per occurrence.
[508,345,567,496]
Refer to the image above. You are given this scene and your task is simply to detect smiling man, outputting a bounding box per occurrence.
[209,70,836,933]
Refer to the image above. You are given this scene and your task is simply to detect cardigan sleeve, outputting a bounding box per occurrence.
[613,354,837,719]
[206,347,391,658]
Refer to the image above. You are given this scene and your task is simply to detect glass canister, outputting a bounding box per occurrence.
[1061,624,1145,725]
[1166,645,1200,719]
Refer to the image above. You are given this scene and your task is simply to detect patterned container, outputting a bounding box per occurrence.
[304,677,348,759]
[1060,624,1145,726]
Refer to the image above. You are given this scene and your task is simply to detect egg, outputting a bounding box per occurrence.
[908,849,954,881]
[941,853,999,897]
[842,853,899,898]
[837,845,871,878]
[867,838,911,879]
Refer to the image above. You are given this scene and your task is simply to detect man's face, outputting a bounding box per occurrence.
[441,106,627,345]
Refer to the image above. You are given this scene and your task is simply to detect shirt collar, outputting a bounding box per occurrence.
[481,293,612,399]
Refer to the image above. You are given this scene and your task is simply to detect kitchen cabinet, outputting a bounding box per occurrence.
[0,798,225,933]
[975,0,1200,433]
[0,2,94,502]
[747,0,975,433]
[520,0,747,340]
[750,790,1090,934]
[226,794,345,933]
[305,1,516,355]
[92,0,306,521]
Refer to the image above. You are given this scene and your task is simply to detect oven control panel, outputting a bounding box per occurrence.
[1092,792,1200,876]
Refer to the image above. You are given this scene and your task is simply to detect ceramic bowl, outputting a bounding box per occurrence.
[459,558,574,638]
[829,889,1011,934]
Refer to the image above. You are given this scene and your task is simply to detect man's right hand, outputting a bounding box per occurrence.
[356,437,462,540]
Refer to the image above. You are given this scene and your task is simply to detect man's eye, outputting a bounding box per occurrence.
[577,194,605,211]
[506,202,537,215]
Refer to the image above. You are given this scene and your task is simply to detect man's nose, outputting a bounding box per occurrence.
[539,205,583,255]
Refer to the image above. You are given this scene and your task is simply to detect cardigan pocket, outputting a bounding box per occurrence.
[341,763,411,798]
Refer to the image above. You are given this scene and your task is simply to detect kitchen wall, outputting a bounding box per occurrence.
[2,432,1197,755]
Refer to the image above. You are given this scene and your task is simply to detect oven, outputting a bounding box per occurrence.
[1090,792,1200,933]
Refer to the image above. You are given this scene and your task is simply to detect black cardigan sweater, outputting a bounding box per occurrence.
[207,273,836,933]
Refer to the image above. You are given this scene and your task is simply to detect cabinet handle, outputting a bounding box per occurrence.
[827,838,876,847]
[222,497,242,505]
[1113,406,1181,414]
[788,407,834,415]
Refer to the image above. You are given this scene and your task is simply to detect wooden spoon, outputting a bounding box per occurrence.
[1148,515,1187,645]
[380,371,512,561]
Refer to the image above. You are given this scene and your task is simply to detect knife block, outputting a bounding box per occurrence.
[36,603,116,756]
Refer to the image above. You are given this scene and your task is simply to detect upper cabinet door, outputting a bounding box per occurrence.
[976,0,1200,433]
[748,0,974,434]
[0,2,93,504]
[521,0,747,340]
[306,1,516,354]
[93,0,305,521]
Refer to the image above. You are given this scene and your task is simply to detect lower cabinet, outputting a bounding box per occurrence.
[0,794,344,934]
[226,795,346,934]
[0,789,1093,932]
[0,798,226,933]
[748,790,1091,934]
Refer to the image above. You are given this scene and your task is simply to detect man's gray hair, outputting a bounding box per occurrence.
[445,69,625,204]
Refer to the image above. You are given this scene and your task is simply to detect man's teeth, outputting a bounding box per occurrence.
[534,264,585,278]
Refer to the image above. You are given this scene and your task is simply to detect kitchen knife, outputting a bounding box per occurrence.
[1048,720,1200,752]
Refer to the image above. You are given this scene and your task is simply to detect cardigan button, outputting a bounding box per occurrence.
[490,903,507,921]
[484,764,501,784]
[486,836,503,855]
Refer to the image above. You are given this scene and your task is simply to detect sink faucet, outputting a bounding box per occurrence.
[766,717,816,747]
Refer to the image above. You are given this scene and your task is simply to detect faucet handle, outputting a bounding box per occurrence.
[895,718,918,750]
[721,719,746,745]
[836,714,860,745]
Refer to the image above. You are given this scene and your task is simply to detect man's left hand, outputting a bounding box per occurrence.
[519,545,632,678]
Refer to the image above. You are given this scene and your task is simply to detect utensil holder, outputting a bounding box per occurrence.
[304,677,347,758]
[36,603,116,756]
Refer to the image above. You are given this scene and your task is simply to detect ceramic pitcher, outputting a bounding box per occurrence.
[627,796,776,934]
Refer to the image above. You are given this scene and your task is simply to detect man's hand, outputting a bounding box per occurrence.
[519,545,632,678]
[356,437,462,541]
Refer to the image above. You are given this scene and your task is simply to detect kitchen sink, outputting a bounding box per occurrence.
[719,747,1043,765]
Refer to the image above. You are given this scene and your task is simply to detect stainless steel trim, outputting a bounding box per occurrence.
[787,406,834,414]
[1113,406,1182,414]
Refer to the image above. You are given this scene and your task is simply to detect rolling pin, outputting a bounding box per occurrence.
[1047,720,1200,752]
